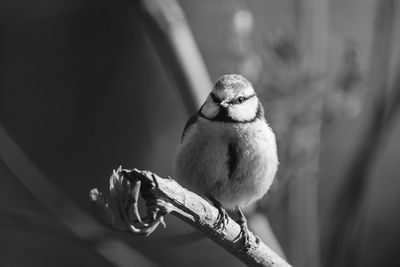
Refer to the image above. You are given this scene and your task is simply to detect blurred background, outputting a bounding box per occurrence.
[1,0,400,266]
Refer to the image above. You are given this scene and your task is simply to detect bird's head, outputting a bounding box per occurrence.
[200,74,262,122]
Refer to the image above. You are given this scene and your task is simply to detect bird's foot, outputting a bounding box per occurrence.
[215,205,229,231]
[235,208,251,252]
[208,196,229,231]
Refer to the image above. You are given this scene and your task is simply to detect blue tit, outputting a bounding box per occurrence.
[174,74,278,247]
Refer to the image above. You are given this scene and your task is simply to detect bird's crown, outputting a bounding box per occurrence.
[212,74,255,100]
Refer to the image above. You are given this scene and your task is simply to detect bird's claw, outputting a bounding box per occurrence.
[214,206,229,231]
[235,208,252,252]
[208,196,229,231]
[236,222,251,253]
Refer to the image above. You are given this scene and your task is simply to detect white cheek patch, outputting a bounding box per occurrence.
[201,96,220,118]
[229,97,258,121]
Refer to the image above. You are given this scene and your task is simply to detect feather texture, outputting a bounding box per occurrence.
[175,74,278,210]
[175,116,278,209]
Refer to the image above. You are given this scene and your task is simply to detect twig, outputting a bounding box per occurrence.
[90,167,291,267]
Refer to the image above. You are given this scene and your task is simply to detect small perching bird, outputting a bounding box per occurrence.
[174,74,278,248]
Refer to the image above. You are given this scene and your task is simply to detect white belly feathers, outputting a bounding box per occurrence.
[174,117,278,209]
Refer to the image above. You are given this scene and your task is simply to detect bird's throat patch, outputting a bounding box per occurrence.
[214,107,235,122]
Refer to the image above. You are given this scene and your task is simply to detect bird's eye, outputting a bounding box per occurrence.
[237,96,245,103]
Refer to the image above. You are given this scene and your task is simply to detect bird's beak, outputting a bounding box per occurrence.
[219,100,230,109]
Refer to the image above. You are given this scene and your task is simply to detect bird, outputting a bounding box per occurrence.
[174,74,278,248]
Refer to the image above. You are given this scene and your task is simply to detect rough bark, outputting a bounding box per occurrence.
[90,168,291,267]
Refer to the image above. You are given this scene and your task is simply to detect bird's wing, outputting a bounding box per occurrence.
[181,112,199,143]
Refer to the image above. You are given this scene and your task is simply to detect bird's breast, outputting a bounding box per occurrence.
[174,117,278,209]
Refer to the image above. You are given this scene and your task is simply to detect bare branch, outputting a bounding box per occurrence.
[90,167,291,267]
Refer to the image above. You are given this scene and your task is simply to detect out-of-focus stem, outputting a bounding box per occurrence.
[133,0,212,114]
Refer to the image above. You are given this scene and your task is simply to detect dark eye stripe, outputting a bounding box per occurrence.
[230,94,256,105]
[210,92,221,103]
[210,92,256,105]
